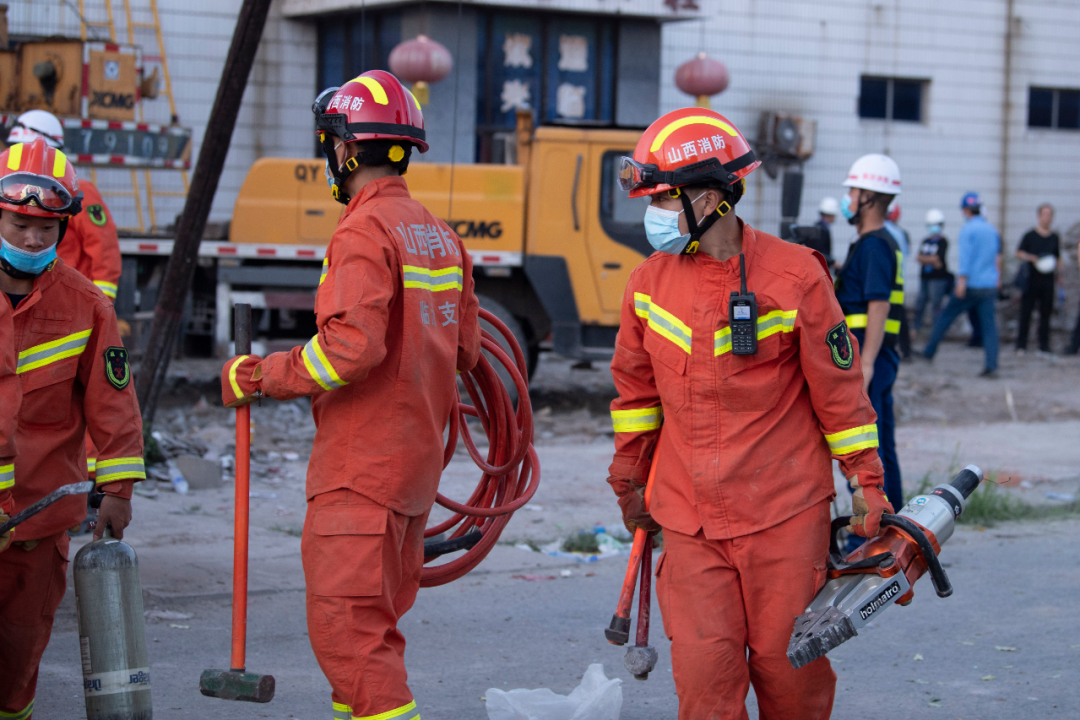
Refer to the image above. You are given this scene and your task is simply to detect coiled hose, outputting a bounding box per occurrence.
[421,307,539,587]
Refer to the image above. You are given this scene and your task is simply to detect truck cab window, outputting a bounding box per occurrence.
[600,150,651,257]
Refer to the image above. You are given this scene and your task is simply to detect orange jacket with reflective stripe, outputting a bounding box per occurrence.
[260,176,481,516]
[10,260,144,539]
[609,221,884,540]
[58,181,122,300]
[0,299,18,513]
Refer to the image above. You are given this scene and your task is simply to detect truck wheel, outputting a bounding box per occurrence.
[477,294,529,404]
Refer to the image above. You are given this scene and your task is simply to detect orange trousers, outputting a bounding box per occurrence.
[302,489,427,720]
[655,500,836,720]
[0,531,70,719]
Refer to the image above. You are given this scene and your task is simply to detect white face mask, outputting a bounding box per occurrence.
[642,193,707,255]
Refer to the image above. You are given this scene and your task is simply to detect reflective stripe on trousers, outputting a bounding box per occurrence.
[334,699,420,720]
[0,699,33,720]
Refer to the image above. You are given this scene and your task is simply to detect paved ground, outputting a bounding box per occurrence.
[29,340,1080,718]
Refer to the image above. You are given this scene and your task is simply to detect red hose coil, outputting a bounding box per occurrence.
[420,306,539,587]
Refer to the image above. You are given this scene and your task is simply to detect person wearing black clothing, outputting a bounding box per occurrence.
[1068,238,1080,355]
[914,209,951,331]
[1015,204,1059,354]
[807,196,840,267]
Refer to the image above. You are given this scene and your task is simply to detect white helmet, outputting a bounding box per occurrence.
[925,208,945,225]
[819,196,841,216]
[842,153,902,195]
[8,110,65,149]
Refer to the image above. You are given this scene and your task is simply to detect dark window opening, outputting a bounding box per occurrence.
[1028,88,1054,127]
[599,150,651,258]
[1028,87,1080,130]
[859,76,926,122]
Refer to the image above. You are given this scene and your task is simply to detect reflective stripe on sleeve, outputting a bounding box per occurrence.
[885,318,900,334]
[611,405,662,433]
[94,457,146,483]
[353,700,420,720]
[0,463,13,490]
[633,293,692,354]
[301,335,347,391]
[825,424,880,455]
[889,290,904,305]
[846,314,900,334]
[87,457,97,474]
[94,280,118,299]
[714,309,797,355]
[17,329,92,373]
[334,701,352,720]
[0,698,33,720]
[320,257,329,286]
[402,265,464,292]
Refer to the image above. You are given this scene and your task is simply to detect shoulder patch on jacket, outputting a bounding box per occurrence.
[826,321,853,370]
[105,347,130,389]
[87,204,108,226]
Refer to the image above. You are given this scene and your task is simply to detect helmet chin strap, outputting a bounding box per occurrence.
[678,189,735,255]
[320,134,359,205]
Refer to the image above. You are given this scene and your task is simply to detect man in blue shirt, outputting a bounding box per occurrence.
[922,192,1001,376]
[835,154,906,532]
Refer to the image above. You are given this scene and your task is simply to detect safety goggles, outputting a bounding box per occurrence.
[0,172,79,212]
[618,152,758,194]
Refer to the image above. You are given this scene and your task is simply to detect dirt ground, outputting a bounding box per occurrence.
[29,333,1080,718]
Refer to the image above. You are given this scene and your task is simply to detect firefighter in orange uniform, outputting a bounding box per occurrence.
[0,297,19,553]
[608,108,891,719]
[8,110,125,522]
[221,71,480,720]
[0,138,145,719]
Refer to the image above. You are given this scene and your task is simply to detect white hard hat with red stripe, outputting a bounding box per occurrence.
[8,110,65,150]
[843,154,902,195]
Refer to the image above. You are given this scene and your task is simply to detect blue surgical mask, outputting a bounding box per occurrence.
[0,236,56,276]
[643,193,706,255]
[927,223,943,236]
[840,194,857,222]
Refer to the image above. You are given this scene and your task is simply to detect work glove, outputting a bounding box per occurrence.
[221,354,264,408]
[608,476,660,535]
[846,473,891,538]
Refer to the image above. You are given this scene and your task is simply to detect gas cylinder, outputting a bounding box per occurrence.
[73,528,152,719]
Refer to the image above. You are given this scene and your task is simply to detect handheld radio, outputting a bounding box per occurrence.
[729,253,757,355]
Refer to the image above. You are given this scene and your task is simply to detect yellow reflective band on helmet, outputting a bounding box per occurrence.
[227,354,250,399]
[0,698,33,720]
[405,88,421,111]
[320,257,329,285]
[0,463,13,490]
[95,456,147,483]
[95,280,118,298]
[17,328,92,373]
[352,700,419,720]
[87,457,97,474]
[634,293,692,354]
[302,335,347,391]
[714,309,797,355]
[402,265,464,292]
[650,116,738,153]
[333,701,352,720]
[355,76,389,105]
[611,405,663,433]
[825,424,880,455]
[6,143,22,171]
[53,149,68,178]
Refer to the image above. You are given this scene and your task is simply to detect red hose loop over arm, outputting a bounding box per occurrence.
[420,307,539,587]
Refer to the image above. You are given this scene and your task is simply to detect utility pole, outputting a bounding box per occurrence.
[134,0,273,425]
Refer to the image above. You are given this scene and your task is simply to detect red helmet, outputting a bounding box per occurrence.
[314,70,428,152]
[619,107,759,199]
[0,137,82,218]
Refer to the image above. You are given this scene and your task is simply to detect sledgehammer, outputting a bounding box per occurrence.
[199,304,275,703]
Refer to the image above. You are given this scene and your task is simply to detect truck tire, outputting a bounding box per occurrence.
[477,294,529,404]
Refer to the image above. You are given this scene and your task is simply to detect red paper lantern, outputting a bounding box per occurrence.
[675,53,729,109]
[388,35,453,105]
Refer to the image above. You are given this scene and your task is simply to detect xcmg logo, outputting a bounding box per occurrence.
[448,220,503,240]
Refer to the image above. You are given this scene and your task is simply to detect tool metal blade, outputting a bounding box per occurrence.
[0,481,95,535]
[787,606,858,669]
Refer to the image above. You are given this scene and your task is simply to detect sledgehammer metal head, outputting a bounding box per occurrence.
[199,669,275,703]
[624,645,659,681]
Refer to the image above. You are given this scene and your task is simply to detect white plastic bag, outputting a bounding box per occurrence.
[485,663,623,720]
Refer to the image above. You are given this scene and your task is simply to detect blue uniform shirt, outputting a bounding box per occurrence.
[957,215,1000,289]
[835,228,900,364]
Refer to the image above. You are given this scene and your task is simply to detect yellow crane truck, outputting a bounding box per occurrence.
[118,115,651,374]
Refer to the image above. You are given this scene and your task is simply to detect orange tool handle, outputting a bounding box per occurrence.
[613,454,659,623]
[230,304,252,672]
